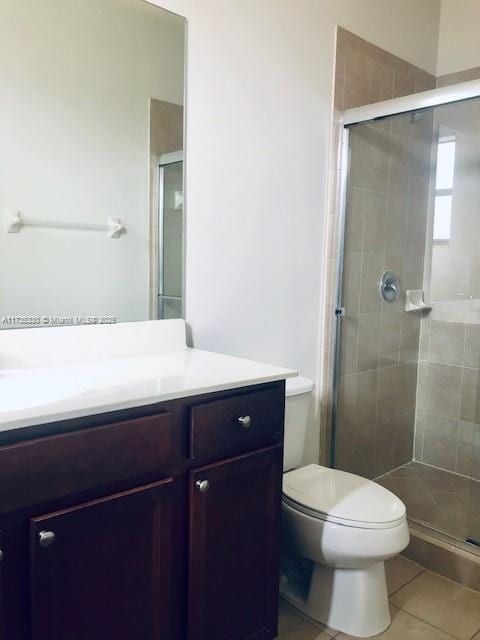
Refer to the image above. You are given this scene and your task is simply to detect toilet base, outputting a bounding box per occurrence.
[282,560,391,638]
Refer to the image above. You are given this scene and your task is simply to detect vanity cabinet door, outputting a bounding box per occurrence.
[30,479,176,640]
[0,532,5,640]
[188,445,283,640]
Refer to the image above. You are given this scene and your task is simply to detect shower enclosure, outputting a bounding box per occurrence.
[332,82,480,551]
[158,151,184,319]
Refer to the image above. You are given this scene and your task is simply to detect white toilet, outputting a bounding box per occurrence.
[281,376,409,638]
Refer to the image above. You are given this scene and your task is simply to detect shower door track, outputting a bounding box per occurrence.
[342,78,480,126]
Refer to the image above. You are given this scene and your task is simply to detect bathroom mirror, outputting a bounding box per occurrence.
[0,0,185,329]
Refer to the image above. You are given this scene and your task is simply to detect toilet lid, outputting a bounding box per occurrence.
[283,464,406,528]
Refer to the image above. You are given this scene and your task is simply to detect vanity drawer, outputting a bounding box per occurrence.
[0,412,174,513]
[190,387,284,459]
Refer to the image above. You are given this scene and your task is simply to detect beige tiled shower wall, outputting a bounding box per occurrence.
[414,73,480,480]
[415,320,480,480]
[437,67,480,88]
[320,28,435,474]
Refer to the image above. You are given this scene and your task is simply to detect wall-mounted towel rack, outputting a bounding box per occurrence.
[3,209,125,238]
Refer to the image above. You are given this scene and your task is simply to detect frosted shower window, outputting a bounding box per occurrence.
[433,137,456,243]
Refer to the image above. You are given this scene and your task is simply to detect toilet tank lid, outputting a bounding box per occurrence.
[285,376,314,397]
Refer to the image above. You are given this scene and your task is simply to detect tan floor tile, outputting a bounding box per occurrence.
[391,571,480,640]
[336,605,453,639]
[278,627,332,640]
[279,600,303,633]
[385,555,424,595]
[278,600,334,639]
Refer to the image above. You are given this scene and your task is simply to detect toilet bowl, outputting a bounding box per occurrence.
[281,378,409,638]
[281,464,409,638]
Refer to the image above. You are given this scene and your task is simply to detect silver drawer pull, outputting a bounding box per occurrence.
[38,530,56,548]
[238,415,252,429]
[0,549,4,563]
[196,480,210,493]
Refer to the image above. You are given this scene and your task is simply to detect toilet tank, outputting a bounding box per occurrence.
[283,376,314,471]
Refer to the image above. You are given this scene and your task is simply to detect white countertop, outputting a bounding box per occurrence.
[0,320,296,433]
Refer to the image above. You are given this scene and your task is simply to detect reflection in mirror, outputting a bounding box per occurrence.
[0,0,185,329]
[158,154,183,319]
[149,100,184,320]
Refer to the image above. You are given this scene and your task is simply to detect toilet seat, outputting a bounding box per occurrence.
[283,464,406,530]
[282,495,406,530]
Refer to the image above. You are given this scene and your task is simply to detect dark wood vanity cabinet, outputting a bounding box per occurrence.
[30,479,175,640]
[0,531,5,640]
[0,381,285,640]
[188,446,283,640]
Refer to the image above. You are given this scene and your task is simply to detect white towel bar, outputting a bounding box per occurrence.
[3,209,125,238]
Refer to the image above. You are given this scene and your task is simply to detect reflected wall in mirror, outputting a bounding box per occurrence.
[0,0,185,329]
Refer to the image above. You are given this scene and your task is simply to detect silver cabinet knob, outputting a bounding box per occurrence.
[238,415,252,429]
[38,530,56,548]
[196,480,210,493]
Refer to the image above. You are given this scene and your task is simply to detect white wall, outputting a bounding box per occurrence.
[0,0,184,322]
[335,0,440,75]
[437,0,480,76]
[146,0,440,463]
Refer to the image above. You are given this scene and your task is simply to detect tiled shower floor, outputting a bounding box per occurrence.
[376,461,480,545]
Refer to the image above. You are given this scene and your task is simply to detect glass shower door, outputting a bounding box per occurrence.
[334,93,480,550]
[334,109,433,481]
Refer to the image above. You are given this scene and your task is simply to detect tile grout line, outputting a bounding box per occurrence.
[375,460,412,481]
[421,568,480,596]
[354,188,367,375]
[392,605,458,640]
[387,565,426,598]
[391,571,472,639]
[455,327,469,474]
[279,599,341,639]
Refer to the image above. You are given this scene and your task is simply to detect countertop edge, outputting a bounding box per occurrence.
[0,370,296,435]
